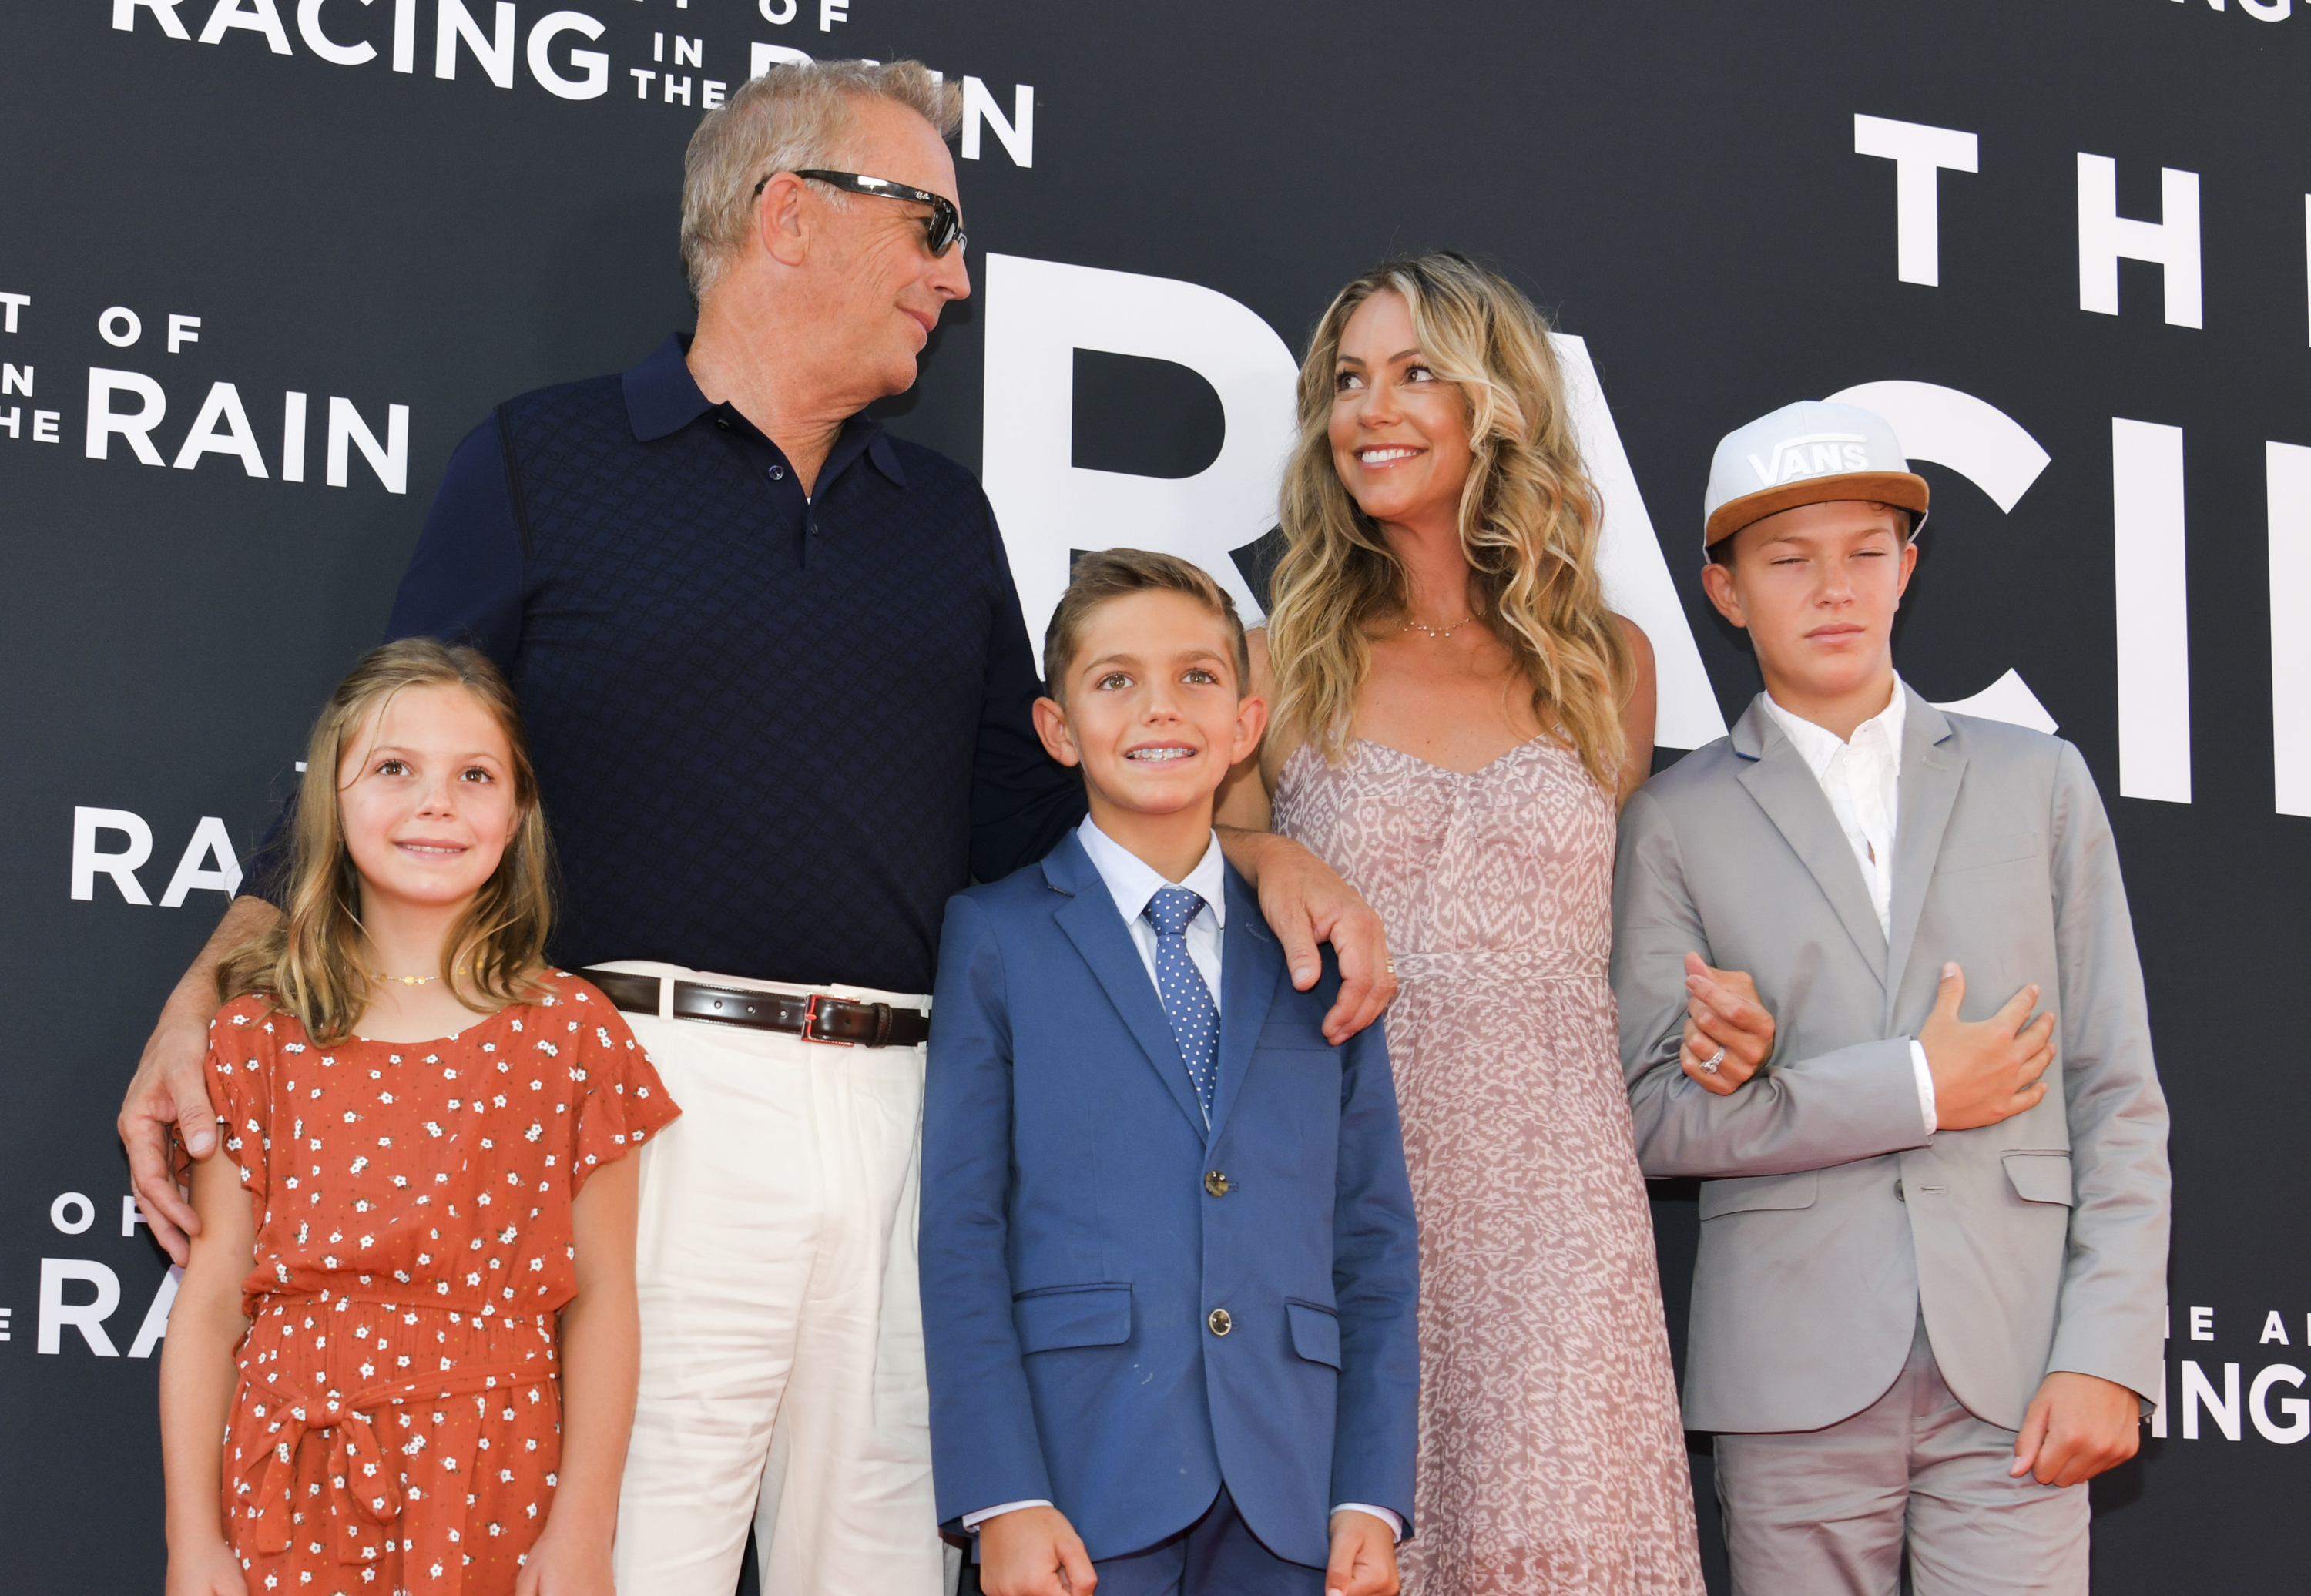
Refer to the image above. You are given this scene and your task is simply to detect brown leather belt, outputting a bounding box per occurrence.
[582,968,931,1048]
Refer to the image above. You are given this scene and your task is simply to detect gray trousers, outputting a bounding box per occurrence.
[1714,1319,2088,1596]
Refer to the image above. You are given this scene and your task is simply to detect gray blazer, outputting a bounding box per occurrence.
[1612,688,2169,1435]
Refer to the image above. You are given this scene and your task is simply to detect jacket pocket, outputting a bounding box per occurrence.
[1013,1283,1132,1353]
[1934,831,2038,874]
[1286,1299,1342,1369]
[2002,1151,2075,1206]
[1698,1169,1820,1221]
[1257,1019,1337,1054]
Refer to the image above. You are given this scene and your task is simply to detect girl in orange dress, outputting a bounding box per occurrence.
[159,639,679,1596]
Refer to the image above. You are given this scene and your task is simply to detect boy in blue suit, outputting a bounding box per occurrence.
[922,550,1420,1596]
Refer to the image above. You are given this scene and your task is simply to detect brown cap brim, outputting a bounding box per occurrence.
[1704,471,1930,552]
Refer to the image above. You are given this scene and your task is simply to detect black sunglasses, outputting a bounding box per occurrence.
[752,169,968,257]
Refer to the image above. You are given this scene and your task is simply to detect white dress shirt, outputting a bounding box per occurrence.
[1759,681,1938,1136]
[964,818,1401,1541]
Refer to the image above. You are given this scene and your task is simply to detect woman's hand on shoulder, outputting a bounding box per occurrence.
[1613,614,1658,806]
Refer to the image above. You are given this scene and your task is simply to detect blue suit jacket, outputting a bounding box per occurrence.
[921,833,1420,1568]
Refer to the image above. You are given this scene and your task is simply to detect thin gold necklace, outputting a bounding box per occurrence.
[1401,612,1480,640]
[371,964,468,987]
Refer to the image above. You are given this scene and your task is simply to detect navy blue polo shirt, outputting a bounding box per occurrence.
[374,334,1085,993]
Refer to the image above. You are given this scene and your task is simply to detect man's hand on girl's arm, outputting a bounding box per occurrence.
[123,895,280,1263]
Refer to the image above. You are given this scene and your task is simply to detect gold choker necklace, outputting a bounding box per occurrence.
[372,964,467,987]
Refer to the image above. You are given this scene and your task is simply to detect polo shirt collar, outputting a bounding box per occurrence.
[864,428,906,487]
[623,334,710,441]
[620,333,907,488]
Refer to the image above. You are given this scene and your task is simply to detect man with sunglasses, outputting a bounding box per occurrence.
[118,57,1394,1596]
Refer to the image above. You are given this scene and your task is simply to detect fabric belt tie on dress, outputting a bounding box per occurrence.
[1390,947,1607,983]
[231,1362,550,1588]
[582,967,930,1048]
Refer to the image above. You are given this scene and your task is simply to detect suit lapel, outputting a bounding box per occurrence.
[1732,699,1888,985]
[1205,866,1282,1146]
[1883,691,1966,1027]
[1045,836,1209,1139]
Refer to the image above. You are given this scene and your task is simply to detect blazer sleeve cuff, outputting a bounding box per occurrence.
[1332,1504,1404,1541]
[2045,1326,2170,1419]
[1635,1036,1934,1179]
[1908,1039,1937,1135]
[964,1500,1055,1531]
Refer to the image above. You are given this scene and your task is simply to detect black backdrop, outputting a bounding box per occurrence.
[5,2,2304,1589]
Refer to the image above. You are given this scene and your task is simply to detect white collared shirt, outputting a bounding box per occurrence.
[962,820,1400,1543]
[1759,679,1937,1136]
[1761,682,1905,938]
[1075,814,1227,1013]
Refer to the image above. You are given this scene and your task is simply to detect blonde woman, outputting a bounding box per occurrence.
[1219,254,1705,1593]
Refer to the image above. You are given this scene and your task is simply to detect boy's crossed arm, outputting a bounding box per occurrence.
[1687,949,2056,1130]
[1612,793,1937,1178]
[1612,791,2058,1177]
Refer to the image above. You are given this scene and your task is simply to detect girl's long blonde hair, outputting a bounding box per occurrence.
[1265,253,1633,790]
[216,639,554,1044]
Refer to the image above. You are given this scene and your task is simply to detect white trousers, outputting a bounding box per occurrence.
[601,961,951,1596]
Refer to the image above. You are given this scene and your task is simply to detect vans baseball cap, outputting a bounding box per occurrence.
[1702,399,1930,552]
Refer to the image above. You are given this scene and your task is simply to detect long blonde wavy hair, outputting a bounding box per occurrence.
[216,639,554,1044]
[1265,253,1633,790]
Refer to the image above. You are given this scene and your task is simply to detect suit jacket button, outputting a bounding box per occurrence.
[1204,1170,1229,1196]
[1207,1308,1232,1336]
[1893,1180,1905,1202]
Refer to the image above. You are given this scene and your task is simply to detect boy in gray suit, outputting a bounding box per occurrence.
[1612,400,2170,1594]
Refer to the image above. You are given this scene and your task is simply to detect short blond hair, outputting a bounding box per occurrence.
[1043,549,1250,702]
[680,59,960,299]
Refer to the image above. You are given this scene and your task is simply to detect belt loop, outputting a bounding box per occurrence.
[871,1002,892,1048]
[657,974,675,1023]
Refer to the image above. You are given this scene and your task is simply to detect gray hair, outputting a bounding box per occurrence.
[680,59,961,300]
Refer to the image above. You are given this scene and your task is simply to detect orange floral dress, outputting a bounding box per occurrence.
[203,972,679,1596]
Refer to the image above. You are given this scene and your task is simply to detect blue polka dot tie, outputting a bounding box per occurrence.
[1143,885,1219,1122]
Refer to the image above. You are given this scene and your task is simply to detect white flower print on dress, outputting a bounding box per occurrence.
[203,973,678,1596]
